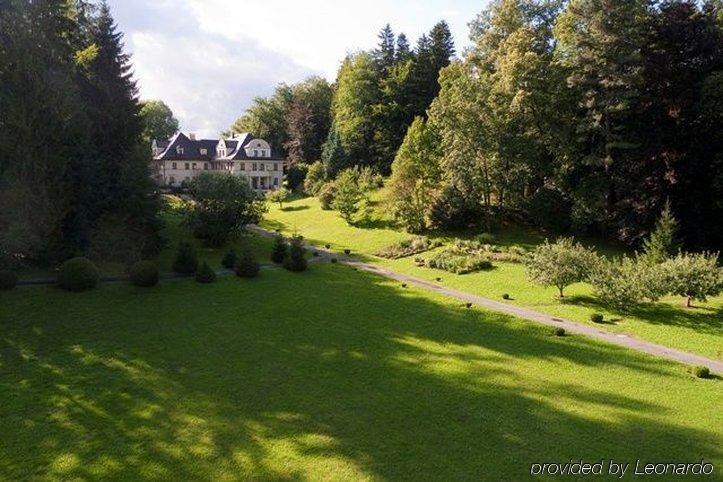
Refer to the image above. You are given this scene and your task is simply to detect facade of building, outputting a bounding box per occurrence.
[151,132,285,192]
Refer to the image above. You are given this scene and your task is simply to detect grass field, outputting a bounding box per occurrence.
[1,264,721,480]
[262,195,723,360]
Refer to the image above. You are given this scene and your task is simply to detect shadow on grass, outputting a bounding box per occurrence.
[565,295,723,334]
[2,268,718,479]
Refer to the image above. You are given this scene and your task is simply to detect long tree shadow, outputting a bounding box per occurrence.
[565,294,723,334]
[0,268,720,480]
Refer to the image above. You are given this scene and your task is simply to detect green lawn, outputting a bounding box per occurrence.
[262,195,723,360]
[1,265,721,480]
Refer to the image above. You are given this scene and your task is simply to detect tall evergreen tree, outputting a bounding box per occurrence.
[395,33,412,61]
[322,123,350,177]
[374,24,396,73]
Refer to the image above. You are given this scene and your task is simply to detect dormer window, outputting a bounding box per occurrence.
[253,149,258,157]
[176,146,184,155]
[200,148,207,156]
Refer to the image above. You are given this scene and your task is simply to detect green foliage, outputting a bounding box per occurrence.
[332,169,362,223]
[317,182,337,210]
[234,249,260,278]
[0,270,18,290]
[186,172,267,247]
[172,241,198,275]
[322,123,350,178]
[195,261,217,284]
[590,313,604,324]
[553,327,566,337]
[303,161,327,196]
[285,77,333,163]
[478,233,496,244]
[283,235,308,272]
[643,201,680,264]
[129,261,159,288]
[140,100,179,144]
[286,163,309,191]
[57,257,99,292]
[228,84,293,157]
[525,238,597,298]
[428,248,493,274]
[428,185,482,231]
[692,366,710,379]
[662,252,723,307]
[271,235,288,264]
[387,117,441,232]
[375,236,441,259]
[266,187,290,208]
[589,255,668,311]
[221,249,237,269]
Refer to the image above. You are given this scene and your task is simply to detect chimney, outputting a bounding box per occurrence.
[189,133,196,140]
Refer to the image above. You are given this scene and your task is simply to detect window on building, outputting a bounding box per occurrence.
[176,146,184,155]
[274,163,279,171]
[200,148,207,155]
[204,163,208,170]
[192,163,197,170]
[253,149,258,157]
[184,163,189,170]
[273,177,279,187]
[252,177,258,189]
[240,163,245,171]
[172,162,177,169]
[252,163,257,171]
[260,163,265,171]
[169,176,175,185]
[228,163,233,170]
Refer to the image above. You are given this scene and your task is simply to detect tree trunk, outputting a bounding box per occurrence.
[558,286,564,298]
[686,296,692,308]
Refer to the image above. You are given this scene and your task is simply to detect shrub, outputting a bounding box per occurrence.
[553,327,566,337]
[129,261,159,287]
[304,161,327,195]
[235,249,260,278]
[502,293,510,300]
[221,249,237,269]
[57,257,99,292]
[283,236,307,272]
[172,241,198,274]
[0,270,18,290]
[375,236,442,259]
[286,162,309,191]
[590,255,669,311]
[590,313,604,324]
[325,244,331,249]
[525,237,597,298]
[332,169,362,223]
[266,187,291,208]
[478,232,496,244]
[344,249,351,255]
[195,261,216,283]
[525,188,572,233]
[331,258,338,264]
[428,185,482,230]
[271,235,288,264]
[692,366,710,379]
[317,182,336,210]
[428,247,493,274]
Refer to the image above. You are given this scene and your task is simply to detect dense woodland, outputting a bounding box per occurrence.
[0,0,162,266]
[241,0,723,250]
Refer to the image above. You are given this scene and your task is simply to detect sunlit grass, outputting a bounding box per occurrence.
[263,194,723,359]
[1,265,721,479]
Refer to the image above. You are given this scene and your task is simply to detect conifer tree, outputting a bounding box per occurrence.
[643,201,680,263]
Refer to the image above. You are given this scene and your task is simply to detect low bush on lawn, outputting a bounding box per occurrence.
[427,247,493,274]
[235,249,260,278]
[0,270,18,290]
[173,241,198,274]
[692,366,710,379]
[221,249,237,269]
[195,261,217,283]
[129,261,159,287]
[375,236,442,259]
[283,236,307,272]
[271,235,288,264]
[57,257,99,292]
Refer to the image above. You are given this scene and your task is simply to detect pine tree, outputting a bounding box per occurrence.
[643,201,680,263]
[322,123,350,177]
[374,24,396,73]
[395,33,412,61]
[283,235,308,272]
[271,235,288,264]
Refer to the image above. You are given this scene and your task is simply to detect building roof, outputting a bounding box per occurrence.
[153,132,285,162]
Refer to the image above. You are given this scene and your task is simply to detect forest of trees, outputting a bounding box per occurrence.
[0,0,163,267]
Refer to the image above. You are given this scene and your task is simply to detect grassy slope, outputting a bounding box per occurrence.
[1,265,721,480]
[262,195,723,360]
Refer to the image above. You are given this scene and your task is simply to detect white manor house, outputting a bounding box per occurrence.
[151,132,285,191]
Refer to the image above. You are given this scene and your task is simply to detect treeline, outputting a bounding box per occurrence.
[229,21,456,174]
[389,0,723,249]
[0,0,162,267]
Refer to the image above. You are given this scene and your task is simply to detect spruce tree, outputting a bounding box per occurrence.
[374,24,396,73]
[271,235,288,264]
[322,124,350,177]
[283,236,308,272]
[643,201,680,263]
[395,33,412,62]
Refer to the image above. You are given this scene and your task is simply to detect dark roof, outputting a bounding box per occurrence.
[153,132,285,162]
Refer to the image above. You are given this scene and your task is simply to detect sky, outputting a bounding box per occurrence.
[107,0,486,138]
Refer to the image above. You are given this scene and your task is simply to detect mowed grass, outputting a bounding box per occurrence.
[1,264,721,480]
[262,195,723,360]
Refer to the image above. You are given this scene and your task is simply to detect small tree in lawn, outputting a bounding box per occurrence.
[332,168,362,224]
[303,161,327,195]
[663,252,723,307]
[266,187,290,208]
[283,235,307,272]
[235,248,260,278]
[643,200,680,264]
[221,249,237,269]
[525,238,597,298]
[173,241,198,274]
[271,235,288,264]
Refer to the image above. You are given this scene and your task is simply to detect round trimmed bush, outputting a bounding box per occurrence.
[129,261,159,287]
[195,261,217,283]
[590,313,604,324]
[57,257,99,292]
[283,236,307,272]
[502,293,510,300]
[0,270,18,290]
[331,258,338,264]
[325,244,331,249]
[221,249,237,269]
[478,232,496,244]
[343,249,351,255]
[479,260,493,270]
[271,235,288,264]
[553,327,566,337]
[692,366,710,379]
[172,241,198,274]
[235,250,260,278]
